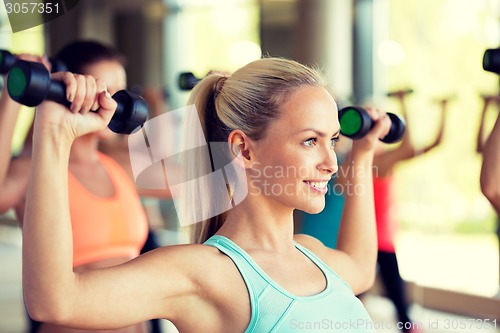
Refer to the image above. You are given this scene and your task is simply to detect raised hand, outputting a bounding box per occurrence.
[33,72,117,142]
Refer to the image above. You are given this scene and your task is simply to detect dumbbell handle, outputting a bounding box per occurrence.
[28,79,130,120]
[41,79,71,108]
[9,69,125,121]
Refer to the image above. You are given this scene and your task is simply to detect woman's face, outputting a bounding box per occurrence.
[249,85,340,214]
[83,60,127,95]
[83,60,127,140]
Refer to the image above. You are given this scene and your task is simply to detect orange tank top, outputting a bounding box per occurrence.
[68,153,148,267]
[373,176,398,253]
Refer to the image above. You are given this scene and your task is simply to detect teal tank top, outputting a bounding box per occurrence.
[204,235,374,333]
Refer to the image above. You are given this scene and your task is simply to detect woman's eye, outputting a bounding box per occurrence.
[304,138,316,147]
[330,137,340,148]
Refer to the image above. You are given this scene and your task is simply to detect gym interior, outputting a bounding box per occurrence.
[1,0,500,332]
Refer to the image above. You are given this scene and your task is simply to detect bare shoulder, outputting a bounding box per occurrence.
[142,243,222,275]
[293,233,326,251]
[142,242,240,293]
[293,234,358,288]
[138,243,250,331]
[293,234,347,264]
[293,234,344,262]
[111,243,228,320]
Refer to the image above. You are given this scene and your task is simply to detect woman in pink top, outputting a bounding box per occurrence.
[372,90,446,333]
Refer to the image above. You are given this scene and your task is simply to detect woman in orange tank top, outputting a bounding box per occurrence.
[0,42,154,333]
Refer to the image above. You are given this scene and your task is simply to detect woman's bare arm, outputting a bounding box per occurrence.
[480,107,500,215]
[0,54,51,214]
[0,156,30,214]
[0,92,22,187]
[22,74,202,329]
[477,95,500,153]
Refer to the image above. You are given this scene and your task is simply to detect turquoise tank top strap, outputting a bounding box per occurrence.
[204,235,263,332]
[204,235,363,332]
[204,235,306,332]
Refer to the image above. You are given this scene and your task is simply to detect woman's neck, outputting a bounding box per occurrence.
[217,194,296,253]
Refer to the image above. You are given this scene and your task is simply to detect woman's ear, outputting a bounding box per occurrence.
[228,130,252,166]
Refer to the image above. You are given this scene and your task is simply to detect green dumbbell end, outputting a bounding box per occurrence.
[7,67,27,98]
[340,107,363,136]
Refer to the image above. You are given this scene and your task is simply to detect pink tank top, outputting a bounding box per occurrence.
[373,176,398,252]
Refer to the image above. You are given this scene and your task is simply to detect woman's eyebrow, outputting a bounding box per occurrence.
[295,128,341,137]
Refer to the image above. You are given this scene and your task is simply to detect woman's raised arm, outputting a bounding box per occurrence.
[22,73,201,330]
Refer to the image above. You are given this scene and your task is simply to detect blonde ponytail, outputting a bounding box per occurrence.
[179,74,232,244]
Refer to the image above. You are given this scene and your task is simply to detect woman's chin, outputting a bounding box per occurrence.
[301,203,325,215]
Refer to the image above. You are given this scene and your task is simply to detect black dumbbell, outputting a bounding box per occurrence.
[7,60,148,134]
[179,72,201,90]
[483,48,500,74]
[339,106,405,143]
[0,50,67,74]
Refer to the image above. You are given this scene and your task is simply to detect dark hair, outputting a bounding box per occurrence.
[55,40,126,75]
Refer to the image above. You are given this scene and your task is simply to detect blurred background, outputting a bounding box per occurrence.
[1,0,499,332]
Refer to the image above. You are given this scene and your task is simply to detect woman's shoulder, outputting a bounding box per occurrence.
[144,242,240,283]
[294,233,329,255]
[293,234,348,273]
[143,242,250,328]
[146,242,222,264]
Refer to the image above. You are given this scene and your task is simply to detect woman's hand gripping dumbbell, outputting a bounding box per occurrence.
[7,60,148,134]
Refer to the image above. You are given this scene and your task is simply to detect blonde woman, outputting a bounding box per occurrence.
[23,58,390,332]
